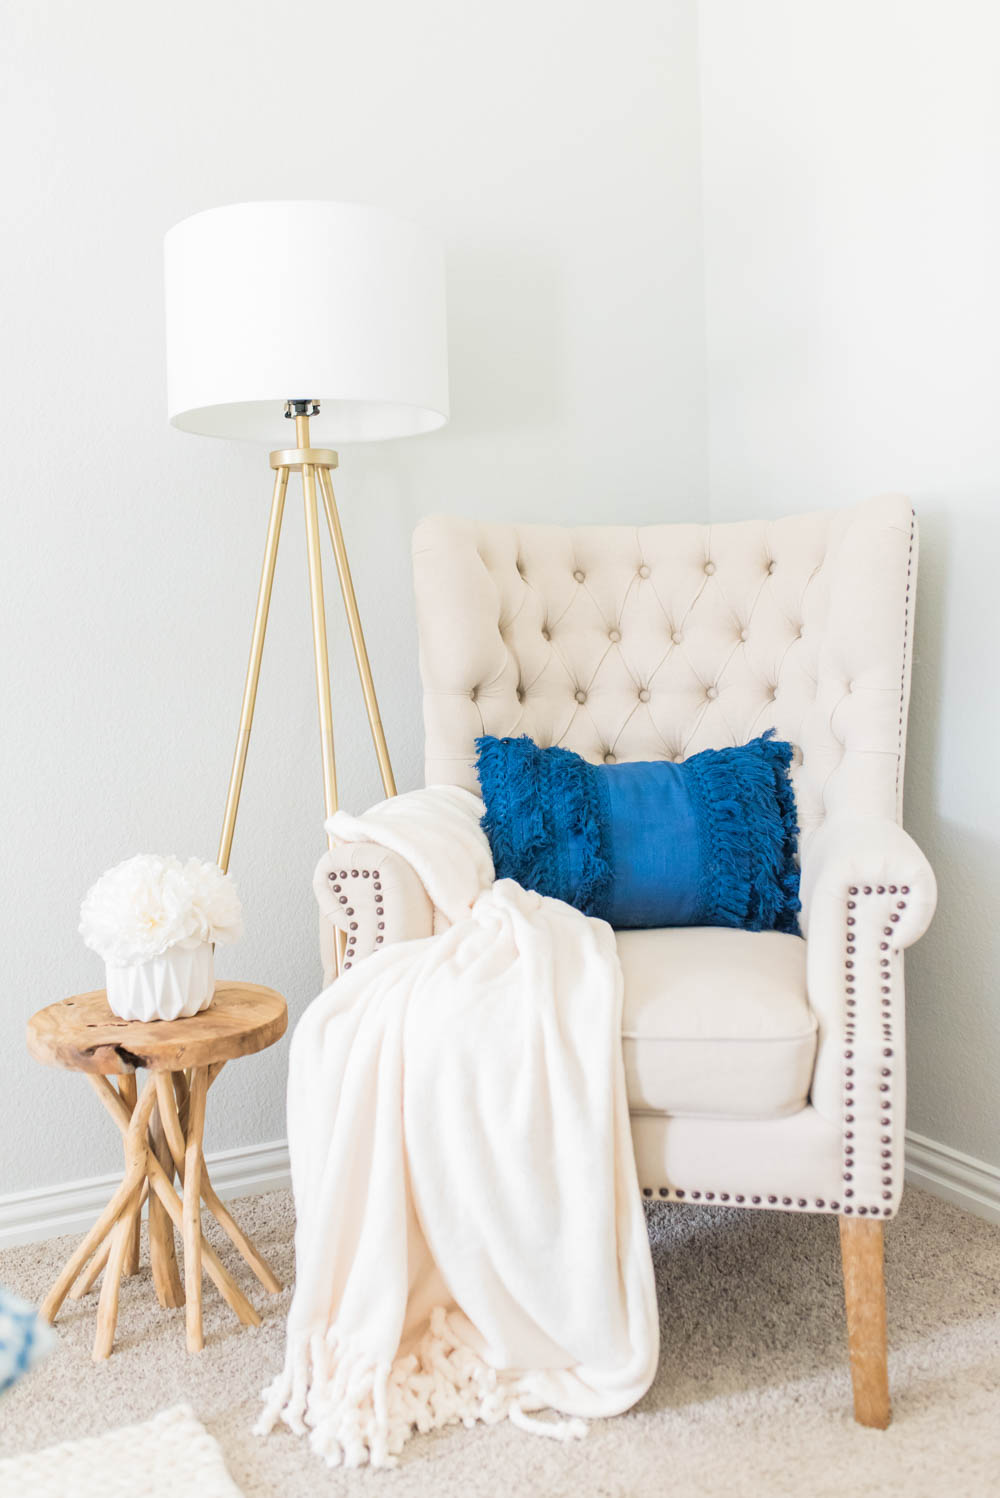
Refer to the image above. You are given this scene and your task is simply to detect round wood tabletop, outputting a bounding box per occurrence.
[26,983,288,1075]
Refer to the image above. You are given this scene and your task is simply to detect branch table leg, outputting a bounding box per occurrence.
[70,1232,112,1300]
[41,1081,156,1325]
[43,1061,268,1353]
[156,1068,282,1295]
[183,1066,209,1352]
[148,1092,185,1309]
[146,1144,260,1328]
[69,1181,150,1300]
[89,1071,261,1330]
[92,1082,158,1359]
[117,1075,141,1276]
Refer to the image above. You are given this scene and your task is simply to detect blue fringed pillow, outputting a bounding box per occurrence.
[475,732,800,933]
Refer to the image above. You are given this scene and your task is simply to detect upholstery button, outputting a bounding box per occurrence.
[604,752,616,764]
[673,753,684,763]
[575,689,587,704]
[573,569,585,583]
[638,564,650,579]
[516,687,524,702]
[767,560,776,574]
[706,685,718,700]
[608,628,621,643]
[470,686,478,701]
[638,688,650,703]
[671,631,682,645]
[739,628,748,642]
[542,628,551,641]
[704,561,716,576]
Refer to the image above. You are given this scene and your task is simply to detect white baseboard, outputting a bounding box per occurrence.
[0,1139,291,1252]
[904,1129,1000,1225]
[3,1130,997,1250]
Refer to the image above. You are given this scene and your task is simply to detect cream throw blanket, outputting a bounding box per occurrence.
[256,786,658,1468]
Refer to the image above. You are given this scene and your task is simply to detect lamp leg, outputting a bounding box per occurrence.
[302,462,339,825]
[217,465,289,873]
[317,465,397,798]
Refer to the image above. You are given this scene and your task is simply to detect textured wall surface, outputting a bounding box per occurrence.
[6,0,993,1201]
[0,0,707,1192]
[699,0,1000,1168]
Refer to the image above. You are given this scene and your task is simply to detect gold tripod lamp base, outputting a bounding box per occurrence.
[216,402,396,970]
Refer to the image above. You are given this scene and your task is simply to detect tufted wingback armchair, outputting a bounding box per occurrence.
[315,494,936,1430]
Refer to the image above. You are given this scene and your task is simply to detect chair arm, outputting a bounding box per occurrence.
[800,815,937,944]
[800,816,936,1212]
[313,842,435,985]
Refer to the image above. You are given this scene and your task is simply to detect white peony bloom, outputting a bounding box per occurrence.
[80,854,244,967]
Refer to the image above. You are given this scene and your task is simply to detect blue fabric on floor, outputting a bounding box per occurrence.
[0,1286,54,1395]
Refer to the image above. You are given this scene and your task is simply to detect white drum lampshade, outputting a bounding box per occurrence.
[164,200,449,445]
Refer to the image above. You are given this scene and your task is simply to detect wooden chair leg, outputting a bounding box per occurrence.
[839,1216,890,1429]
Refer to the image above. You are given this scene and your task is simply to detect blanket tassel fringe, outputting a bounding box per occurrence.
[254,1306,587,1469]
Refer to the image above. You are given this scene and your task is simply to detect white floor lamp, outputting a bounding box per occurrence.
[164,201,449,889]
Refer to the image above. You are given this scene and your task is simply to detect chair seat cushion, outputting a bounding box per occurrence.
[618,926,816,1120]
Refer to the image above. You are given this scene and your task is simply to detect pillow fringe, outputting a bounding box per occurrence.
[475,734,548,876]
[475,736,613,916]
[684,731,801,935]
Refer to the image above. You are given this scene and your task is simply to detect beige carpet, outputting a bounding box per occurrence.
[1,1186,998,1497]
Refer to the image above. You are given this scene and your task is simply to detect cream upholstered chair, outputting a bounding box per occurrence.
[315,493,936,1429]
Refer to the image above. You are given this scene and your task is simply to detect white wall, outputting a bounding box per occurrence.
[8,0,989,1208]
[699,1,1000,1167]
[0,1,707,1194]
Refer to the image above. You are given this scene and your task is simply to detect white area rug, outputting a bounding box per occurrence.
[0,1403,244,1498]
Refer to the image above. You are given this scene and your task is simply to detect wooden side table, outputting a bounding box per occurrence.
[26,982,288,1361]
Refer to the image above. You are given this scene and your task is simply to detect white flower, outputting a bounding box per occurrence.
[80,855,243,967]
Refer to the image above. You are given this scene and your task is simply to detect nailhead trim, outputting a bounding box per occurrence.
[841,880,900,1218]
[644,882,903,1218]
[329,868,389,974]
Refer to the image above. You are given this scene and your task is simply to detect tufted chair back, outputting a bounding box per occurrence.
[412,495,917,850]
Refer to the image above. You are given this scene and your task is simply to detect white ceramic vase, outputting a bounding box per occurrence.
[105,942,215,1022]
